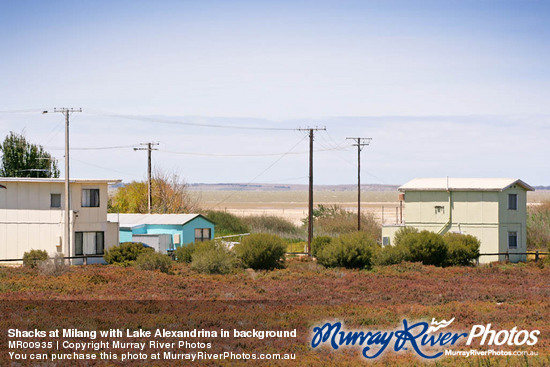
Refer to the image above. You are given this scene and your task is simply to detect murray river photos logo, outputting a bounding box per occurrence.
[311,318,540,360]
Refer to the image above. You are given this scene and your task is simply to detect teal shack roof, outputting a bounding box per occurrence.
[107,213,213,229]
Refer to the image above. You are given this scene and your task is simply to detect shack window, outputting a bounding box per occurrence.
[434,205,445,214]
[75,231,104,255]
[195,228,211,242]
[508,194,517,210]
[508,232,518,249]
[50,193,61,208]
[82,189,100,207]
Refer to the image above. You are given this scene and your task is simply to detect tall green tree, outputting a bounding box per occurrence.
[0,132,60,178]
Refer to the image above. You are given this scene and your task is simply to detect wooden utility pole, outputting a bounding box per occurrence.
[42,108,82,258]
[346,137,371,231]
[134,142,159,213]
[298,127,326,255]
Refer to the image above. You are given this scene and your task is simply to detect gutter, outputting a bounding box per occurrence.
[437,177,452,235]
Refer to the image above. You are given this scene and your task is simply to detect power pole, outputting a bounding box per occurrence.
[134,142,159,213]
[297,127,326,255]
[346,137,372,231]
[42,108,82,258]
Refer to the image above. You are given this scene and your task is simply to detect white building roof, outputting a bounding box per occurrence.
[399,178,534,192]
[0,178,121,184]
[107,213,207,228]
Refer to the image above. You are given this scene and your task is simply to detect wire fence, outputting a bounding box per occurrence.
[0,251,548,265]
[0,254,105,265]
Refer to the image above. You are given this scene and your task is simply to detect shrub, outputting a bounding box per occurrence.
[400,230,447,267]
[205,211,249,236]
[374,244,411,266]
[443,233,480,266]
[393,226,419,246]
[135,251,172,273]
[22,249,49,268]
[190,241,236,274]
[286,240,306,253]
[310,205,381,240]
[173,243,196,263]
[234,233,286,270]
[527,202,550,249]
[104,242,153,266]
[241,215,301,237]
[311,236,332,258]
[37,253,69,276]
[316,232,379,269]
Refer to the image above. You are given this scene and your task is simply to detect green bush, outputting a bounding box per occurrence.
[22,249,49,268]
[234,233,286,270]
[311,236,332,258]
[135,251,172,273]
[205,211,249,236]
[104,242,153,266]
[393,226,419,246]
[316,232,379,269]
[242,215,301,237]
[374,244,411,266]
[190,241,236,274]
[401,230,447,266]
[443,233,480,266]
[173,243,196,263]
[527,202,550,249]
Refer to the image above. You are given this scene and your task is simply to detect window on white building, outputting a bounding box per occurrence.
[82,189,100,207]
[50,193,61,208]
[75,232,104,255]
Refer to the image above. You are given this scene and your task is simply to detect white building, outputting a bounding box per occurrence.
[0,178,121,262]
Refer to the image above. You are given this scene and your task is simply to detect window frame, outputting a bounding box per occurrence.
[82,188,100,208]
[75,231,105,255]
[508,194,518,210]
[50,193,61,208]
[194,228,211,242]
[508,231,518,250]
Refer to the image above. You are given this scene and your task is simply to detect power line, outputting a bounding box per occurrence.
[208,136,308,209]
[297,126,326,255]
[134,142,159,213]
[157,146,346,157]
[45,145,136,151]
[85,110,297,131]
[346,137,372,231]
[42,107,82,260]
[71,157,135,176]
[0,108,45,113]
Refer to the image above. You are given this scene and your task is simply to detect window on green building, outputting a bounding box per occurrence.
[508,194,517,210]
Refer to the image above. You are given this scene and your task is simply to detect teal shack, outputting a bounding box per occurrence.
[107,213,215,251]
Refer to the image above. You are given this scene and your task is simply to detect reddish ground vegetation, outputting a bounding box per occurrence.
[1,260,549,366]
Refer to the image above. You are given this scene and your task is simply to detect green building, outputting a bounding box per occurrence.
[382,178,534,263]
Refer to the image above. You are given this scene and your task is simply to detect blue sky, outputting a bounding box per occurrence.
[1,0,549,185]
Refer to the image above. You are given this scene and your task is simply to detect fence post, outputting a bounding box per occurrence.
[505,251,509,262]
[83,256,87,266]
[535,251,539,262]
